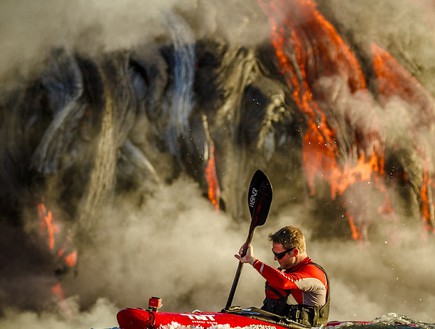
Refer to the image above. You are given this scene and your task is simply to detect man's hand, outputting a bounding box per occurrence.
[234,243,256,265]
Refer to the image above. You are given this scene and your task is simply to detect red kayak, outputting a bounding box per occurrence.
[117,297,371,329]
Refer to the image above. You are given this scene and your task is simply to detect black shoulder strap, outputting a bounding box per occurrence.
[309,263,330,324]
[309,263,329,300]
[265,281,287,300]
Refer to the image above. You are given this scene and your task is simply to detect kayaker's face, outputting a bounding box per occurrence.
[272,242,296,269]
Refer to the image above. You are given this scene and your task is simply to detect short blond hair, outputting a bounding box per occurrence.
[268,225,306,253]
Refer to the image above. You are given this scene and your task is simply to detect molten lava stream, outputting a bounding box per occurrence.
[205,144,221,211]
[37,199,79,314]
[258,0,386,239]
[372,43,435,233]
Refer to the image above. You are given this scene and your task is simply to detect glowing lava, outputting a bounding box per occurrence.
[258,0,389,238]
[372,43,435,232]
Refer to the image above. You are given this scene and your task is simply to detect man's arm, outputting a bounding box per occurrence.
[252,260,300,290]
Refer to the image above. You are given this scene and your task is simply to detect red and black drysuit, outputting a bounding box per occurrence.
[252,256,330,326]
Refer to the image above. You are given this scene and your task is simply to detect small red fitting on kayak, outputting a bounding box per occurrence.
[148,297,163,311]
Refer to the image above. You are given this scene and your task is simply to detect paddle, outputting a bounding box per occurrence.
[224,170,273,310]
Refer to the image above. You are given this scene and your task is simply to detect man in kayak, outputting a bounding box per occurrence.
[235,225,330,327]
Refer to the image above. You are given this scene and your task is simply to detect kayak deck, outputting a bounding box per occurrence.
[222,306,309,329]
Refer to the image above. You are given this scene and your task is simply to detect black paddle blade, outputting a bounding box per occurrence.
[247,170,272,228]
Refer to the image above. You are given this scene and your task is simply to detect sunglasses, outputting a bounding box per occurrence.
[272,248,294,260]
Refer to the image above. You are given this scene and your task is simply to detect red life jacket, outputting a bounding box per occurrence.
[254,258,330,326]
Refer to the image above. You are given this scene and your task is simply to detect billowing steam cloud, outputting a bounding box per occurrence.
[1,0,435,328]
[2,181,435,327]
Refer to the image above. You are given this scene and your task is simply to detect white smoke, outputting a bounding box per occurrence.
[0,298,118,329]
[0,0,269,83]
[1,175,435,327]
[0,0,191,81]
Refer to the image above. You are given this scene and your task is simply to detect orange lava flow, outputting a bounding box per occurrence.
[51,282,65,301]
[37,203,59,251]
[205,145,221,210]
[36,199,79,306]
[372,43,435,232]
[258,0,386,239]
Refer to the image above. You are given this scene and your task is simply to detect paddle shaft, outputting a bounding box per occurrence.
[225,229,255,309]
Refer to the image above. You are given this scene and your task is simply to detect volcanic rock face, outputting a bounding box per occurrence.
[0,0,434,311]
